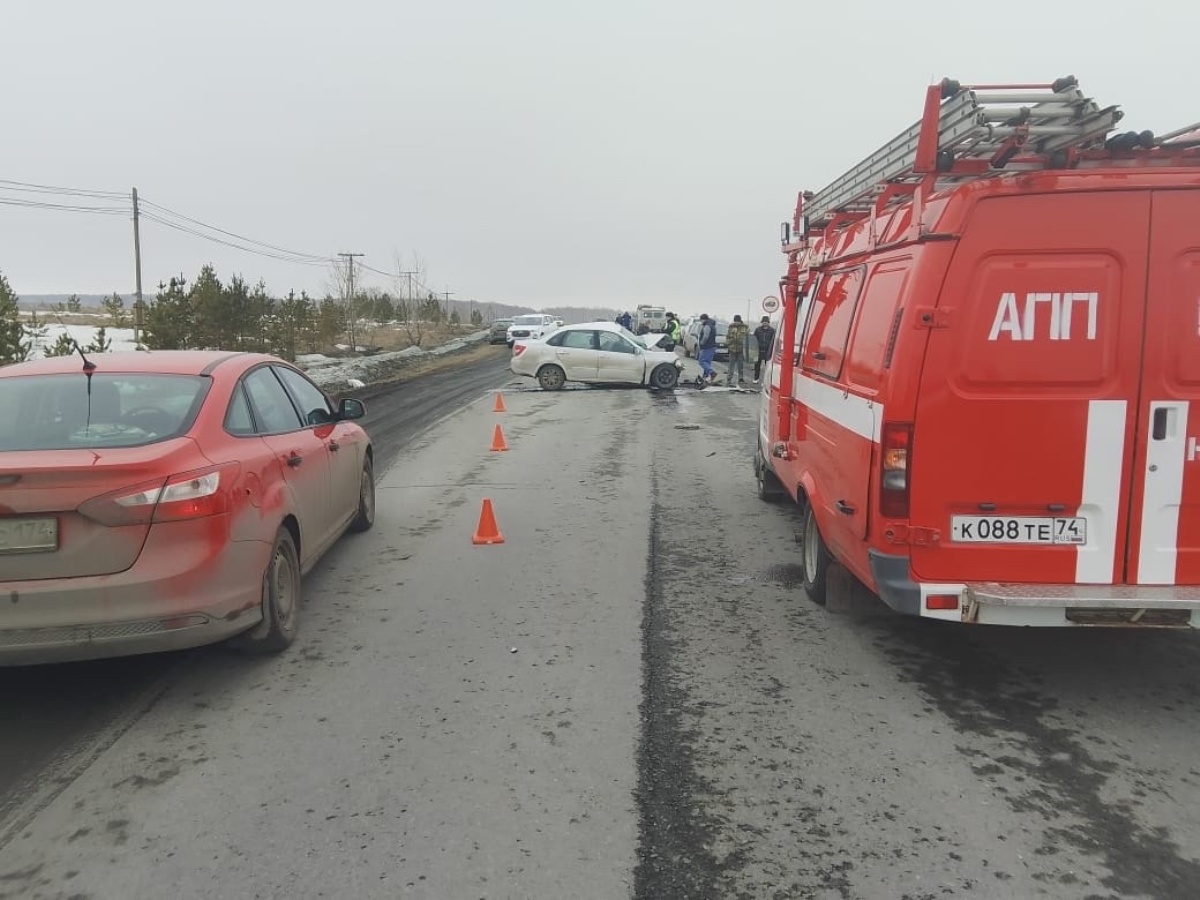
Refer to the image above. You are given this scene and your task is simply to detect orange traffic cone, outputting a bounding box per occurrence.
[490,423,509,452]
[472,498,505,545]
[493,392,507,413]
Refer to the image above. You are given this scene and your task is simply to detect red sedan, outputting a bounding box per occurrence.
[0,350,375,666]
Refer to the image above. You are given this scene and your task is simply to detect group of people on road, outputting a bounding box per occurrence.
[694,313,776,387]
[616,307,777,389]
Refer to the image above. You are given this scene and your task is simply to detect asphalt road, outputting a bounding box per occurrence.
[2,351,1200,899]
[351,347,514,474]
[0,348,512,852]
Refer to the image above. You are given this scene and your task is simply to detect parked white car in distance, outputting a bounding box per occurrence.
[510,322,684,390]
[506,314,560,346]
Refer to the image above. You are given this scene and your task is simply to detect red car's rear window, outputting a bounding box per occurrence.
[0,373,210,450]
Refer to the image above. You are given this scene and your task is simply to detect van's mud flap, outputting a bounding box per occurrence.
[826,564,895,617]
[867,550,921,616]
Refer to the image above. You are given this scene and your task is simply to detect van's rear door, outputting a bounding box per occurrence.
[908,191,1151,584]
[1125,189,1200,585]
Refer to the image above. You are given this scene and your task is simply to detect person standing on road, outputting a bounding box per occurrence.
[697,313,718,384]
[617,311,633,331]
[725,315,749,386]
[753,315,776,384]
[665,312,682,350]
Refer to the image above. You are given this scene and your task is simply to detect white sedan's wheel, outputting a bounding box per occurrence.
[538,365,566,390]
[649,364,679,390]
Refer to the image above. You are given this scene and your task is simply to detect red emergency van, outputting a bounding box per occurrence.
[755,76,1200,627]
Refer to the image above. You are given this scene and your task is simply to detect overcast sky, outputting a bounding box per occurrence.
[2,1,1194,319]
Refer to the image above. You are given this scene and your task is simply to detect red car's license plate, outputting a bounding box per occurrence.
[0,517,59,554]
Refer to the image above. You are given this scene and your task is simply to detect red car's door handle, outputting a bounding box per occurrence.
[286,454,303,468]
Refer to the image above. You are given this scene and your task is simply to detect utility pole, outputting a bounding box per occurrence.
[442,290,455,322]
[132,187,144,346]
[337,252,364,350]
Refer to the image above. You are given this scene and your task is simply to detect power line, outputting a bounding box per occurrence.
[139,197,332,262]
[1,176,457,297]
[139,211,335,267]
[0,178,127,200]
[359,261,439,299]
[0,178,338,268]
[0,196,128,215]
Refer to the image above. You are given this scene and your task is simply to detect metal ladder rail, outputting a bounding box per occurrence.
[805,79,1124,226]
[964,91,1121,155]
[805,89,982,222]
[1159,122,1200,146]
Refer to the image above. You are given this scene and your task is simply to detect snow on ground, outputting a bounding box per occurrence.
[298,330,490,389]
[18,320,490,390]
[24,324,141,359]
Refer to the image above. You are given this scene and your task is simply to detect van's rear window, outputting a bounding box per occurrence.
[0,373,209,450]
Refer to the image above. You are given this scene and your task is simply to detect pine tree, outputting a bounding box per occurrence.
[44,331,77,357]
[143,275,192,349]
[189,266,226,350]
[102,293,127,327]
[25,309,49,357]
[87,326,112,354]
[317,295,346,346]
[0,270,30,366]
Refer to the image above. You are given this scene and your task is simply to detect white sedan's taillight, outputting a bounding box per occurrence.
[513,343,527,356]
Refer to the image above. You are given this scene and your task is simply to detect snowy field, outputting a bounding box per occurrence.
[296,329,490,388]
[17,321,492,390]
[23,323,141,359]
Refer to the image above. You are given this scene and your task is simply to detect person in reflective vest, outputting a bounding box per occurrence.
[665,312,682,349]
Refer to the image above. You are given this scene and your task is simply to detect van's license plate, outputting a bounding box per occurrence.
[950,516,1086,545]
[0,517,59,554]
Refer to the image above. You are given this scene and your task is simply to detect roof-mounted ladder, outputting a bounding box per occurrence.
[803,76,1128,230]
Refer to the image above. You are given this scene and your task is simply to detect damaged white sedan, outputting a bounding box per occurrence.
[510,322,683,391]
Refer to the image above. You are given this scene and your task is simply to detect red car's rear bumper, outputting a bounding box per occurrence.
[0,519,271,666]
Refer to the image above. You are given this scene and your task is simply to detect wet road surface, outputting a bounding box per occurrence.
[0,349,512,844]
[2,351,1199,899]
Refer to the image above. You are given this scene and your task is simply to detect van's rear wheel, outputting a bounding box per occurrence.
[800,503,831,605]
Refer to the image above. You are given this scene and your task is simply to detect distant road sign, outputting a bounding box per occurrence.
[761,295,781,314]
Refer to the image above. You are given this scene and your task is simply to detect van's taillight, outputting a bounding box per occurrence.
[879,422,912,519]
[79,464,240,526]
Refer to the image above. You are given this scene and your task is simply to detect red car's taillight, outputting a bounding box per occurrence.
[879,422,912,519]
[79,463,241,526]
